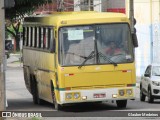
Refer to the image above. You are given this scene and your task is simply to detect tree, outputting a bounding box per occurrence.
[5,0,53,51]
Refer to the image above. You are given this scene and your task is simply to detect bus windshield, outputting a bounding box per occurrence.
[59,24,134,66]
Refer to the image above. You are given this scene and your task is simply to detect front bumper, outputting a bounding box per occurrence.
[151,85,160,96]
[58,87,136,104]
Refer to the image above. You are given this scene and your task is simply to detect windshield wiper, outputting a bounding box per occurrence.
[67,52,87,59]
[78,51,95,69]
[98,52,117,66]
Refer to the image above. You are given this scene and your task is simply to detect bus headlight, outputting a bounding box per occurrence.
[66,93,72,99]
[126,89,132,95]
[119,90,125,96]
[74,93,80,99]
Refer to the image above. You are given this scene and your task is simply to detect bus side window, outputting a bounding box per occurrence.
[23,27,26,46]
[47,28,51,50]
[45,28,49,49]
[26,27,29,46]
[43,28,46,49]
[37,27,39,48]
[49,28,55,53]
[28,27,31,46]
[41,27,44,48]
[32,27,35,47]
[30,27,33,47]
[38,27,41,48]
[34,27,37,48]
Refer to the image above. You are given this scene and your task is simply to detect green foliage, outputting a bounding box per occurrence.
[5,0,53,51]
[5,0,53,20]
[6,24,22,36]
[7,25,16,35]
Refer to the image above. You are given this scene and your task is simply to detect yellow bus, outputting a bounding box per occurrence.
[22,11,138,110]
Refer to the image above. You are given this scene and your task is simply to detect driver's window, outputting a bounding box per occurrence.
[145,66,151,76]
[152,66,160,76]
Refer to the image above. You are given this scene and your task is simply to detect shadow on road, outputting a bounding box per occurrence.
[59,102,126,112]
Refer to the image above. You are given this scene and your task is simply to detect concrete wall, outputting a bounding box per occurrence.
[134,0,151,76]
[134,0,160,76]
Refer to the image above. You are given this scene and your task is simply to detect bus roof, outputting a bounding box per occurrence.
[23,11,129,26]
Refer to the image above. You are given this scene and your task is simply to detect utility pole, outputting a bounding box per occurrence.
[129,0,134,34]
[0,0,5,111]
[57,0,64,11]
[0,0,15,113]
[88,0,91,11]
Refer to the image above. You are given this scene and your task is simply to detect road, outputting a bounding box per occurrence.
[5,55,160,119]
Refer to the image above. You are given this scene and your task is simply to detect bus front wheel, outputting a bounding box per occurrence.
[116,100,127,108]
[51,84,61,110]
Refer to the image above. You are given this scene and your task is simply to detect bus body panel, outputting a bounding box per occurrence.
[57,64,135,88]
[64,69,133,88]
[23,48,56,102]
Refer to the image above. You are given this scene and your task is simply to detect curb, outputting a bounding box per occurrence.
[7,63,23,68]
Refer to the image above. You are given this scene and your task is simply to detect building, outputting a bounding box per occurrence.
[74,0,125,13]
[34,0,74,14]
[134,0,160,76]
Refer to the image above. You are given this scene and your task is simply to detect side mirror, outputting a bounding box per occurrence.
[132,33,138,47]
[144,73,150,77]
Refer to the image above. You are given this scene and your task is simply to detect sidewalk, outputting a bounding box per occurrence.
[7,54,22,68]
[7,54,21,63]
[7,63,23,68]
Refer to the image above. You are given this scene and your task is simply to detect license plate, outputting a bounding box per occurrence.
[93,93,106,98]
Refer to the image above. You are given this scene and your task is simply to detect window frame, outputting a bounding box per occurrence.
[58,23,134,66]
[22,24,54,53]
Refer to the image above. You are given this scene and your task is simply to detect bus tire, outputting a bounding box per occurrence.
[116,100,127,108]
[31,76,37,104]
[51,83,61,110]
[32,76,43,105]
